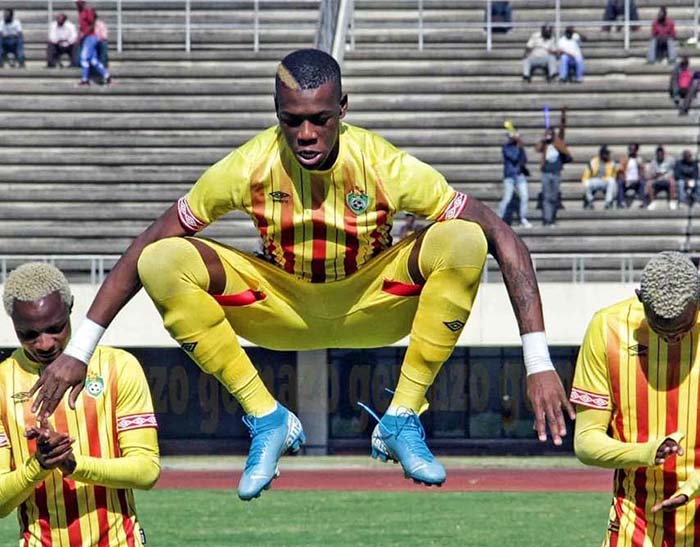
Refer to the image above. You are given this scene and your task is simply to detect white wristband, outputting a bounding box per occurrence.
[64,318,105,365]
[521,331,555,376]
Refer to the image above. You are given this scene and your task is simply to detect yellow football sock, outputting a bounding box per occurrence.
[138,237,277,417]
[390,220,487,413]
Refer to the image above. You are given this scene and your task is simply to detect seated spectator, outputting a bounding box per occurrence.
[487,2,512,34]
[0,8,25,68]
[76,0,110,85]
[646,145,677,210]
[670,57,700,115]
[523,25,557,83]
[558,26,585,83]
[617,144,646,208]
[499,121,531,227]
[647,6,677,64]
[674,150,699,206]
[582,145,617,210]
[603,0,639,32]
[94,12,108,67]
[47,13,79,68]
[535,107,571,226]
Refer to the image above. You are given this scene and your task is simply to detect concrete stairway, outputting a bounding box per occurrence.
[1,0,699,281]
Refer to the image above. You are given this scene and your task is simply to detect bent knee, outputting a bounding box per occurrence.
[420,219,488,272]
[138,237,209,296]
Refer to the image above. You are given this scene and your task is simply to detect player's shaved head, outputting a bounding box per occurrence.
[275,49,342,99]
[3,262,73,316]
[639,252,700,320]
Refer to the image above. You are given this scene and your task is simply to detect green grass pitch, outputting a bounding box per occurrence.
[0,490,610,546]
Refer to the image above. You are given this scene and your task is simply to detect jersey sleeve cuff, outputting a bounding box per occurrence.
[177,196,208,233]
[570,386,610,410]
[436,191,469,221]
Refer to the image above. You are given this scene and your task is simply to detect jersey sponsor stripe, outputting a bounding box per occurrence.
[54,405,83,547]
[117,490,136,547]
[608,315,625,441]
[34,484,53,546]
[310,173,327,283]
[630,328,650,546]
[84,395,111,546]
[662,343,681,547]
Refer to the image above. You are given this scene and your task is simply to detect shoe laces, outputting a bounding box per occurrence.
[241,415,275,471]
[358,402,433,462]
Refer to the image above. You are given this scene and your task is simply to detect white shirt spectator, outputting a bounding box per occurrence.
[526,32,556,58]
[0,18,22,37]
[626,158,639,182]
[49,20,77,45]
[558,33,583,59]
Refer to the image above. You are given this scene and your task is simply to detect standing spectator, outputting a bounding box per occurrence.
[648,6,677,64]
[602,0,639,32]
[557,26,585,83]
[76,0,110,85]
[522,25,557,83]
[674,150,699,206]
[616,143,646,208]
[535,107,571,226]
[646,145,677,210]
[0,8,25,68]
[1,263,160,545]
[499,122,531,227]
[47,13,79,68]
[572,252,700,547]
[582,146,617,209]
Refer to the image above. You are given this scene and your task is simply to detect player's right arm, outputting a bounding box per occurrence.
[0,421,56,518]
[572,311,684,468]
[30,204,188,418]
[32,147,249,418]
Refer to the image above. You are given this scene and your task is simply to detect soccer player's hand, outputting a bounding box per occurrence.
[30,354,87,419]
[654,437,684,465]
[26,419,75,470]
[652,494,689,513]
[527,370,576,446]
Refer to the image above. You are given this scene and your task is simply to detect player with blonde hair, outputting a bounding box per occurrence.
[572,251,700,546]
[1,262,159,546]
[31,48,573,501]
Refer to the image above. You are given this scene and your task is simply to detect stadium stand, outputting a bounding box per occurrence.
[1,0,700,282]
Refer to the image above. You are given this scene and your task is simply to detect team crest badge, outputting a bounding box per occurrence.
[85,374,105,398]
[346,189,370,215]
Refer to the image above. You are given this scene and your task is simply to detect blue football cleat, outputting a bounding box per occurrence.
[238,404,305,501]
[360,403,446,486]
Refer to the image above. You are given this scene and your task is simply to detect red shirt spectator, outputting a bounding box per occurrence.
[652,8,675,39]
[76,0,96,40]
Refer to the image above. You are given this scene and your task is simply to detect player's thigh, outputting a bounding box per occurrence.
[333,230,427,347]
[192,238,317,349]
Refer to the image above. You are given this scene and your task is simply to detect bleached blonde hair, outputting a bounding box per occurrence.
[3,262,72,316]
[639,252,700,319]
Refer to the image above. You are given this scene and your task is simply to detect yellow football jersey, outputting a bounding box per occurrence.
[573,297,700,547]
[177,123,467,282]
[0,347,158,547]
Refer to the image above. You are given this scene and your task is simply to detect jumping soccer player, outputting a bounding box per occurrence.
[1,263,160,545]
[31,48,573,501]
[572,251,700,546]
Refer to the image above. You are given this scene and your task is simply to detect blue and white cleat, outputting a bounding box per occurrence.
[238,404,305,501]
[360,404,446,487]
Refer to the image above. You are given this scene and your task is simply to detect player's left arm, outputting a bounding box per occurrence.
[64,352,160,490]
[457,197,576,444]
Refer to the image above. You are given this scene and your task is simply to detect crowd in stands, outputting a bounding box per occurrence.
[1,1,111,84]
[500,133,700,227]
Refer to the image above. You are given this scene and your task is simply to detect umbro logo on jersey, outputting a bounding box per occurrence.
[443,320,465,332]
[11,391,31,403]
[181,342,198,353]
[269,191,290,202]
[628,344,647,356]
